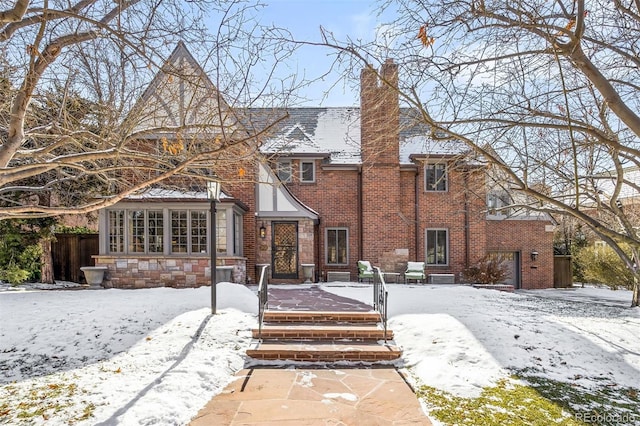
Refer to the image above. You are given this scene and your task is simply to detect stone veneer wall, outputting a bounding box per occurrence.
[94,255,246,289]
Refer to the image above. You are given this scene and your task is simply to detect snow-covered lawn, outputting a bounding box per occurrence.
[1,282,639,425]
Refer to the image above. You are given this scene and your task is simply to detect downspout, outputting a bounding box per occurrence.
[464,171,470,269]
[315,218,321,282]
[358,166,363,261]
[414,167,420,261]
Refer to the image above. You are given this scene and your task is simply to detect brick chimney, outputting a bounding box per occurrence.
[360,59,400,165]
[360,59,407,271]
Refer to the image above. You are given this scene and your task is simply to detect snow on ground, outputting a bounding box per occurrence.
[322,284,640,397]
[1,282,639,425]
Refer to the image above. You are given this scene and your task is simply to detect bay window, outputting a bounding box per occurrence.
[104,203,242,256]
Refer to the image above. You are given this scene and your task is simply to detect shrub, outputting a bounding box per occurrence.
[463,254,509,284]
[0,263,31,285]
[573,244,635,290]
[0,219,46,284]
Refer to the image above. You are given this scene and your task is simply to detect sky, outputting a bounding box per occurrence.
[244,0,386,106]
[1,281,639,425]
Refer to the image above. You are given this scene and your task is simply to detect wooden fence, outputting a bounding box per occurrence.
[52,233,99,283]
[553,255,573,288]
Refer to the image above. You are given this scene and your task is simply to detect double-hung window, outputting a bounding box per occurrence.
[425,163,447,191]
[300,161,315,183]
[487,191,511,217]
[277,160,292,182]
[426,229,448,265]
[326,228,348,265]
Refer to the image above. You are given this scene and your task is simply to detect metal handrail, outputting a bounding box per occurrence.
[372,266,389,342]
[257,265,269,340]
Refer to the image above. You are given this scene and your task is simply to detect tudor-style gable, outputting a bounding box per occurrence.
[126,41,239,139]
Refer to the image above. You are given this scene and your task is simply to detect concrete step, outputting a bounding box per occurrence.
[262,310,380,324]
[471,284,515,292]
[246,341,403,362]
[252,324,394,341]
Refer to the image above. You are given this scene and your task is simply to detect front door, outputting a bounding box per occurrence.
[272,221,298,279]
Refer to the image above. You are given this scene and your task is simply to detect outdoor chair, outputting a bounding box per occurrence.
[357,260,374,283]
[404,261,426,284]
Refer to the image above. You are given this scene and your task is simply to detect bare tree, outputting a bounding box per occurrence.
[305,0,640,305]
[0,0,298,221]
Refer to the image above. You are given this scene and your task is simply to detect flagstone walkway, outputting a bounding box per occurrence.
[189,285,433,425]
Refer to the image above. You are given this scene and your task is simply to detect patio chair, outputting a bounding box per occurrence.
[357,260,374,283]
[404,261,426,284]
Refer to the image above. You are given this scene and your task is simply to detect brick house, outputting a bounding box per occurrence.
[93,43,555,289]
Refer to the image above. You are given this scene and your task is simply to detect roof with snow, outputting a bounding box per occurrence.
[252,107,470,165]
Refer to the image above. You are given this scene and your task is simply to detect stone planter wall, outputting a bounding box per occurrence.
[94,255,246,289]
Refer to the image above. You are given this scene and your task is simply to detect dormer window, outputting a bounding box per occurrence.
[425,163,447,192]
[301,161,315,183]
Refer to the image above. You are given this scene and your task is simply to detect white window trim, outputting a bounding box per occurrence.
[300,160,316,183]
[277,160,292,182]
[486,191,511,218]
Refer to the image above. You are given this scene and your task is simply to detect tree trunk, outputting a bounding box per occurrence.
[40,238,55,284]
[632,278,639,308]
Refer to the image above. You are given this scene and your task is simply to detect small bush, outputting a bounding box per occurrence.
[463,254,509,284]
[0,220,45,284]
[0,263,31,284]
[573,244,635,290]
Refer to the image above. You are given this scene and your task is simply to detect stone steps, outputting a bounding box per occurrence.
[246,341,402,362]
[247,310,402,363]
[262,310,380,323]
[253,324,394,341]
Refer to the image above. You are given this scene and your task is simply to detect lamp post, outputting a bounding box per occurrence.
[207,181,221,314]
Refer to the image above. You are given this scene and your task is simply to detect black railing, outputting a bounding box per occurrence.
[257,265,270,340]
[373,266,389,342]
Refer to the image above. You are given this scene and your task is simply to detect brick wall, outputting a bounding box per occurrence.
[288,166,361,280]
[486,220,554,289]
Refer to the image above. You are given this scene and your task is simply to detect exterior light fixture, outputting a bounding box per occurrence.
[207,180,221,314]
[259,223,266,239]
[530,251,539,261]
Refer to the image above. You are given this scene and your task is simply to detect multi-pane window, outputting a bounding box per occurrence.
[109,210,125,253]
[326,228,348,265]
[171,211,188,253]
[191,211,208,253]
[301,161,315,182]
[105,206,241,256]
[148,211,163,253]
[487,191,511,217]
[277,160,292,182]
[425,163,447,191]
[233,213,242,255]
[426,229,448,265]
[216,210,227,253]
[129,210,145,253]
